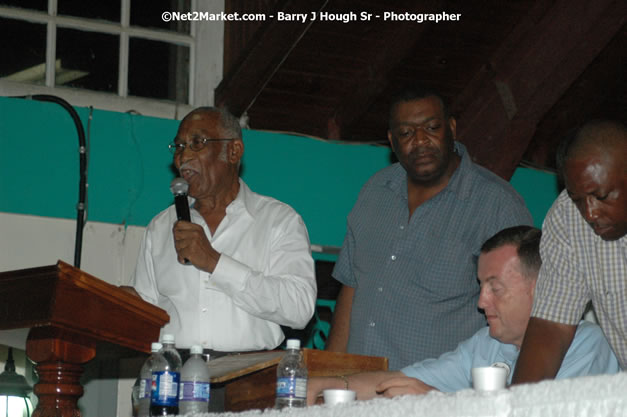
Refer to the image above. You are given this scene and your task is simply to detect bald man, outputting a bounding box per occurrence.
[513,120,627,383]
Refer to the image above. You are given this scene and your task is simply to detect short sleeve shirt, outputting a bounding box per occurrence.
[532,190,627,369]
[333,142,533,370]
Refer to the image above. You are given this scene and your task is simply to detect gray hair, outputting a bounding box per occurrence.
[185,106,243,139]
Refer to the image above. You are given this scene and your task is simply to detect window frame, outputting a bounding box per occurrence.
[0,0,224,119]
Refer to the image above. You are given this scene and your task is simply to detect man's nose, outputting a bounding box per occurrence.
[583,196,600,223]
[412,126,429,145]
[477,288,489,310]
[177,143,196,162]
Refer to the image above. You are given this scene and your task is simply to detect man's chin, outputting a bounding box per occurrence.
[488,329,499,341]
[599,233,625,241]
[592,225,626,241]
[408,167,446,186]
[486,322,499,338]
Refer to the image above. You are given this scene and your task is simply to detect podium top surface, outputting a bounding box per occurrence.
[0,260,169,353]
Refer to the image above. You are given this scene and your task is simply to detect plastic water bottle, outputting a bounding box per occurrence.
[150,334,182,416]
[179,345,211,414]
[275,339,307,409]
[137,342,162,417]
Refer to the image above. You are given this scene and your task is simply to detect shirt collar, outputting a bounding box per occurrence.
[189,178,255,219]
[225,178,255,219]
[446,141,473,201]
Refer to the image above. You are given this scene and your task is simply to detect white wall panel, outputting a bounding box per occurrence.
[0,212,145,285]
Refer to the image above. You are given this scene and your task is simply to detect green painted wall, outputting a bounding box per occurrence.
[510,166,559,227]
[0,97,558,251]
[0,97,389,251]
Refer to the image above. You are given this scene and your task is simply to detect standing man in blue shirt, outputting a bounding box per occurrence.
[326,85,533,369]
[309,226,619,402]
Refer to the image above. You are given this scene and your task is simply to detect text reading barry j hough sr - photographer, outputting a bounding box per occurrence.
[161,10,461,24]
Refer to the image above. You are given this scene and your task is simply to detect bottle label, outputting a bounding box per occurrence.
[276,377,307,399]
[179,381,210,402]
[139,378,151,399]
[151,371,180,406]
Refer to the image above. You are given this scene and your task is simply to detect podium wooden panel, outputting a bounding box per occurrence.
[0,260,169,417]
[208,348,388,412]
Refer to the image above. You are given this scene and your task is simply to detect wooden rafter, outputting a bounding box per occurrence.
[454,0,626,179]
[216,0,330,117]
[525,25,627,168]
[328,0,444,140]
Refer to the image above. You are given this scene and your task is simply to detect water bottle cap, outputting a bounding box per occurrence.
[286,339,300,349]
[151,342,163,352]
[162,334,175,343]
[190,345,203,354]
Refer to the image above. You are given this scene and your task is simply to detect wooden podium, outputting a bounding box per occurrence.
[0,261,169,417]
[208,348,388,411]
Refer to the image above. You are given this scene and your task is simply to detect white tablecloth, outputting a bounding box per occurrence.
[188,371,627,417]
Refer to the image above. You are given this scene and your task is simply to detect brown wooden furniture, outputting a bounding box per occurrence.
[0,260,169,417]
[208,348,388,411]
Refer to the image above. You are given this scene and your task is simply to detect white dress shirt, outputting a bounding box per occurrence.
[132,179,316,351]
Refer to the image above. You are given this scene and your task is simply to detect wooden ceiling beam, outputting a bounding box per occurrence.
[215,0,329,117]
[524,25,627,169]
[328,0,443,140]
[453,0,626,179]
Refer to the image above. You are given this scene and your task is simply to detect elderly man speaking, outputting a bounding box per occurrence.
[125,107,316,354]
[307,226,618,402]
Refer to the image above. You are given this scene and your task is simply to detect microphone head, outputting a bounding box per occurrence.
[170,177,189,196]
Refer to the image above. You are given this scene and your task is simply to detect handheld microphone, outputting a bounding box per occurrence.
[170,177,191,222]
[170,177,191,265]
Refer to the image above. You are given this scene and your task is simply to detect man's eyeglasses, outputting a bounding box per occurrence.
[168,137,235,154]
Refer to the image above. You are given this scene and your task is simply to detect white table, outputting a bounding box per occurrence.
[187,371,627,417]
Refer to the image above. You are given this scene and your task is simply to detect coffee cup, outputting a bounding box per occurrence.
[323,389,356,405]
[471,366,507,391]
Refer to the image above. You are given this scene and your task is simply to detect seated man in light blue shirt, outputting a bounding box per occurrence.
[307,226,620,403]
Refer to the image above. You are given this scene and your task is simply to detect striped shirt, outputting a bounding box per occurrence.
[532,190,627,369]
[334,142,533,370]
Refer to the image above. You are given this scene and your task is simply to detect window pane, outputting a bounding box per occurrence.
[128,38,189,102]
[58,0,120,21]
[56,27,118,93]
[131,0,191,33]
[0,0,47,11]
[0,18,46,84]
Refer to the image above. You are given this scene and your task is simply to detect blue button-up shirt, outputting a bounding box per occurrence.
[333,142,533,370]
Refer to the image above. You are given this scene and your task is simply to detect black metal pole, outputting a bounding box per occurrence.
[17,95,88,268]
